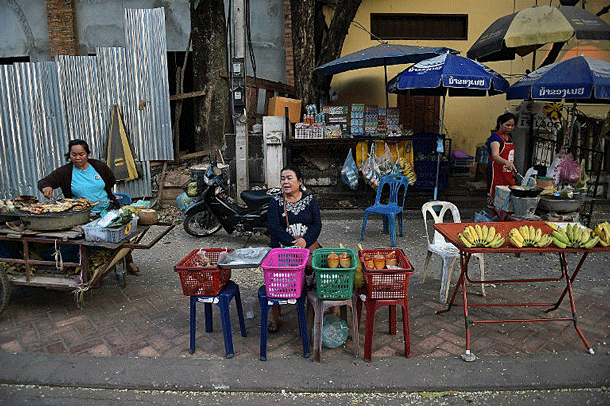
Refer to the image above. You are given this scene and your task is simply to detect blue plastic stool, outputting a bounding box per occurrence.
[189,281,247,358]
[258,285,310,361]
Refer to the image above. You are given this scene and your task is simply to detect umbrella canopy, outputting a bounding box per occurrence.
[506,56,610,102]
[387,53,509,200]
[387,53,510,96]
[315,43,457,75]
[467,5,610,62]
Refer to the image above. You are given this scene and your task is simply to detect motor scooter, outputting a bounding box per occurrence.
[183,158,280,238]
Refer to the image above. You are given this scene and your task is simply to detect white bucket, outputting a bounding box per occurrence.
[511,196,540,218]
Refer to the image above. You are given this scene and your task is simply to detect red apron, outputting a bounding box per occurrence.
[489,132,515,199]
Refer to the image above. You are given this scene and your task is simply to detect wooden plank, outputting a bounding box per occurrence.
[169,89,206,101]
[8,275,79,290]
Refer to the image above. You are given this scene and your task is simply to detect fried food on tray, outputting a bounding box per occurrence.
[15,198,94,214]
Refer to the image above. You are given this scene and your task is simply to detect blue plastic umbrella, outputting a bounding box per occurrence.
[506,55,610,102]
[315,43,458,75]
[315,43,457,107]
[387,53,509,199]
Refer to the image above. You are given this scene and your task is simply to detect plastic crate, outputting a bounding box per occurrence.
[359,249,414,300]
[174,248,233,296]
[82,216,139,243]
[261,248,309,298]
[312,248,357,300]
[413,160,450,191]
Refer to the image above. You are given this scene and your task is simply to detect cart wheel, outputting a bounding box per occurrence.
[0,268,10,315]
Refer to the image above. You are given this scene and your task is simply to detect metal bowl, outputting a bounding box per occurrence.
[509,186,543,198]
[538,196,583,213]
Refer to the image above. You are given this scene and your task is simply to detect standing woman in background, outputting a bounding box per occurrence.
[487,112,517,206]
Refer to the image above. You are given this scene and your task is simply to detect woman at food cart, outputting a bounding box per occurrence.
[267,165,322,332]
[487,112,517,205]
[37,139,140,275]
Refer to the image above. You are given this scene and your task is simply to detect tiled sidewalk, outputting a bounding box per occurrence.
[1,275,608,362]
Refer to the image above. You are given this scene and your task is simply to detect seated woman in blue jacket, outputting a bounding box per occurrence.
[267,165,322,331]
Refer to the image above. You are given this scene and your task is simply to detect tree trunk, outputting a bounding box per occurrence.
[290,0,362,106]
[191,0,231,152]
[290,0,316,106]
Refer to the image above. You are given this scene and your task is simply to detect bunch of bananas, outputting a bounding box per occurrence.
[398,157,417,185]
[547,222,599,249]
[508,225,552,248]
[594,222,610,247]
[458,224,505,248]
[0,260,35,276]
[73,250,112,275]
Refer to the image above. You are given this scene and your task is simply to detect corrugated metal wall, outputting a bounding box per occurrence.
[0,8,173,200]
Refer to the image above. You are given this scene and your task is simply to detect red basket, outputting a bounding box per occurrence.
[174,248,233,296]
[261,248,310,298]
[359,249,414,300]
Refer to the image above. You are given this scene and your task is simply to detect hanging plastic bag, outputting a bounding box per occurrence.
[559,152,580,183]
[341,148,359,190]
[547,152,566,186]
[360,143,380,189]
[378,142,395,177]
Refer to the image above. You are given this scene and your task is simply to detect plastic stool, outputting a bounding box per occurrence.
[258,285,310,361]
[306,290,359,363]
[357,294,410,363]
[189,281,247,358]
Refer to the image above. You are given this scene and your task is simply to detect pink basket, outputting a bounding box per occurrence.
[261,248,310,298]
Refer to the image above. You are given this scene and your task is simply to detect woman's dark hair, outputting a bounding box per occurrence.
[495,112,516,130]
[280,165,303,181]
[65,139,91,161]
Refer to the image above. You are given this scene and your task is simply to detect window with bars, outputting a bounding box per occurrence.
[370,13,468,41]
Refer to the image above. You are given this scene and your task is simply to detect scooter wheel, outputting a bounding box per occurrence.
[184,208,222,237]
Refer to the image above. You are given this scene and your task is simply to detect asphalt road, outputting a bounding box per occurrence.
[1,384,609,406]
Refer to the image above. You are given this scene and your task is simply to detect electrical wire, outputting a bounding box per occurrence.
[245,0,258,122]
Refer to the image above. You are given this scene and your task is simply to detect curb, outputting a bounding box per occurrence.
[1,352,608,392]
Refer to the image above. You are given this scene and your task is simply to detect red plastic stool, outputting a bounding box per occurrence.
[357,293,410,363]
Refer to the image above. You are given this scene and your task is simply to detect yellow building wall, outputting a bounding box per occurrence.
[328,0,610,156]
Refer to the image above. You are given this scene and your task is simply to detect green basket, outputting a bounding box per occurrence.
[312,248,357,300]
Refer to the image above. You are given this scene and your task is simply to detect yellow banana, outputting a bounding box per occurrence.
[475,224,483,242]
[458,233,473,248]
[573,226,582,246]
[520,226,529,241]
[481,225,488,242]
[534,228,542,243]
[557,227,569,244]
[486,226,496,244]
[583,236,599,249]
[510,228,524,245]
[529,226,536,243]
[509,234,523,248]
[490,237,505,248]
[546,221,559,231]
[552,237,567,249]
[580,228,591,245]
[463,228,476,245]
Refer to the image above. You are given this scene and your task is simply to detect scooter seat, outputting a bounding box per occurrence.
[241,189,273,208]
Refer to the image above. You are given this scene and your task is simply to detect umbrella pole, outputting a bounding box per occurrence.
[434,95,447,201]
[566,101,577,148]
[384,64,389,108]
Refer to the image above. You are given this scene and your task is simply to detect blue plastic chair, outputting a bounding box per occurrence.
[360,175,410,247]
[258,285,310,361]
[189,281,247,358]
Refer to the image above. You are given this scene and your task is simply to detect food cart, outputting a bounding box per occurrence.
[0,204,174,314]
[434,220,606,361]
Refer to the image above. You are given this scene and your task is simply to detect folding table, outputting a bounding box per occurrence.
[434,220,604,361]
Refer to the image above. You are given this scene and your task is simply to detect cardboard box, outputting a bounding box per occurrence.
[494,185,513,212]
[268,97,302,123]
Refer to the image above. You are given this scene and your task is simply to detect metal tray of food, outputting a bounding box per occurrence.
[218,247,271,269]
[15,208,92,231]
